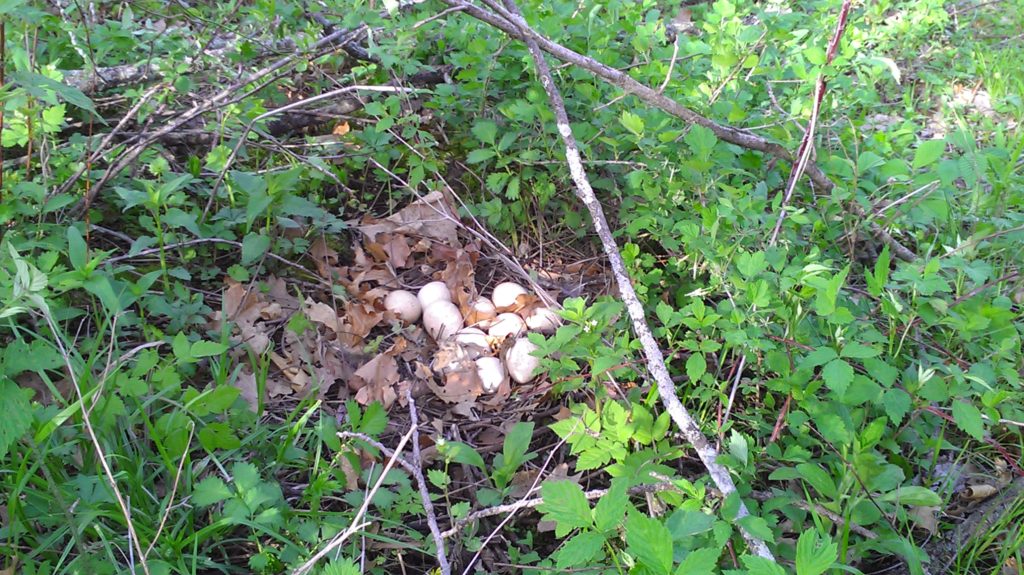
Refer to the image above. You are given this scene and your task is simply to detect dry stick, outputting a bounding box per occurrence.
[405,389,451,575]
[292,428,415,575]
[768,0,851,247]
[498,0,774,560]
[443,0,915,262]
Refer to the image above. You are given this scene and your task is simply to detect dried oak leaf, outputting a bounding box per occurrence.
[357,191,461,248]
[351,353,400,409]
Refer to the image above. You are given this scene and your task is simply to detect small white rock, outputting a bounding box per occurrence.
[417,281,451,309]
[488,313,526,339]
[384,289,422,323]
[476,356,507,393]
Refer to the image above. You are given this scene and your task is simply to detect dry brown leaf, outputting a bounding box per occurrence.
[384,234,413,268]
[908,505,939,535]
[233,369,260,412]
[962,483,998,500]
[333,121,350,136]
[305,300,341,331]
[351,353,401,408]
[357,191,461,247]
[426,365,483,404]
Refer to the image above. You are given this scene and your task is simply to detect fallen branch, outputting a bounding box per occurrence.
[440,0,915,261]
[405,390,451,575]
[496,0,774,559]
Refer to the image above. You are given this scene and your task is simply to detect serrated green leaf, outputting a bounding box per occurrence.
[626,511,673,575]
[620,111,645,137]
[594,478,628,532]
[471,120,498,145]
[556,531,606,569]
[741,554,787,575]
[675,547,720,575]
[686,353,707,382]
[539,481,593,537]
[795,530,837,575]
[822,359,854,395]
[192,476,232,507]
[802,347,838,369]
[0,376,35,460]
[241,232,271,266]
[466,149,496,163]
[912,139,946,169]
[841,342,881,359]
[951,400,985,440]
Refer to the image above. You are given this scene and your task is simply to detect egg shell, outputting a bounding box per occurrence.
[488,313,526,339]
[423,300,464,341]
[465,297,498,329]
[453,328,490,349]
[491,282,528,309]
[476,357,507,393]
[525,307,561,334]
[417,281,452,309]
[506,337,541,384]
[384,289,422,323]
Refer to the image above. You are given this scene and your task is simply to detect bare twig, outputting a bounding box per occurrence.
[494,0,774,559]
[405,390,451,575]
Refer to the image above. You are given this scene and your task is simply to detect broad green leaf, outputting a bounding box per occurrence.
[741,554,787,575]
[0,376,35,460]
[675,547,719,575]
[881,486,942,506]
[9,71,97,114]
[538,480,593,537]
[67,226,87,270]
[471,121,498,145]
[795,530,837,575]
[444,441,486,471]
[796,463,837,499]
[737,515,775,543]
[951,400,985,440]
[912,139,946,169]
[626,511,673,575]
[556,531,606,569]
[191,340,228,358]
[841,342,881,359]
[822,359,854,395]
[802,347,838,369]
[241,232,271,266]
[466,149,496,163]
[686,353,707,382]
[594,478,628,532]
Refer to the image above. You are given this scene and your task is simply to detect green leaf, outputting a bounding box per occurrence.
[594,478,628,532]
[471,121,498,145]
[912,139,946,169]
[795,530,837,575]
[881,486,942,507]
[619,111,645,137]
[466,149,496,164]
[802,347,838,369]
[444,441,486,471]
[0,376,35,460]
[737,515,775,543]
[883,388,912,423]
[538,481,593,537]
[556,531,606,569]
[686,353,707,382]
[241,233,271,266]
[9,71,97,115]
[172,332,193,362]
[951,401,985,440]
[67,226,87,270]
[796,463,837,499]
[192,476,232,506]
[865,245,891,297]
[626,511,673,575]
[840,342,881,359]
[191,340,227,358]
[675,547,719,575]
[822,359,854,396]
[741,554,787,575]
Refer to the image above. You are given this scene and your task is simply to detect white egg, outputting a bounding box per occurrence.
[417,281,452,309]
[384,289,422,323]
[488,313,526,339]
[476,356,507,393]
[453,327,490,349]
[525,307,561,334]
[506,337,541,384]
[422,300,464,341]
[491,281,528,308]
